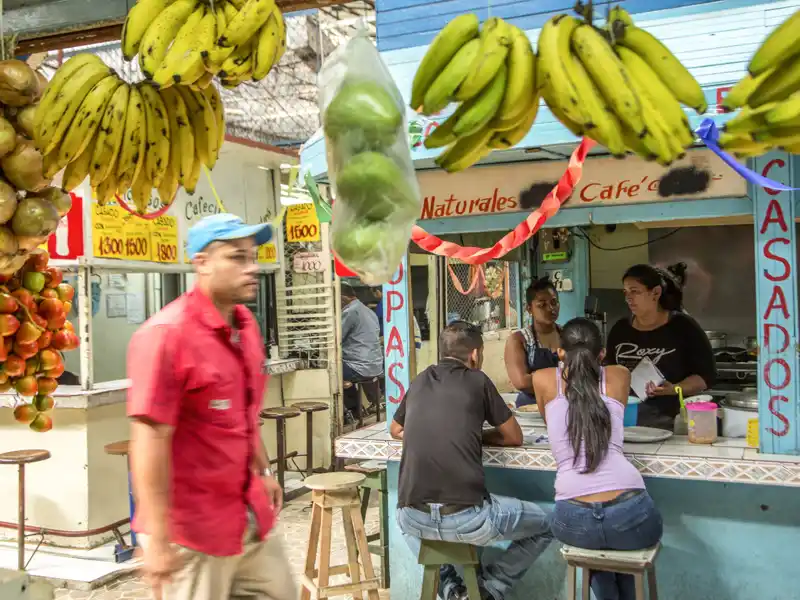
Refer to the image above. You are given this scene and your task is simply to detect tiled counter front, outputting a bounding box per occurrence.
[336,424,800,487]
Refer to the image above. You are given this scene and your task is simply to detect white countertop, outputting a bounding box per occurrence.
[335,423,800,488]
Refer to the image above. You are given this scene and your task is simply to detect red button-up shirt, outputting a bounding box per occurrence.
[127,288,275,556]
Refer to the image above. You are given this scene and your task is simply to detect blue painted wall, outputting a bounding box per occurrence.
[387,462,800,600]
[301,0,800,180]
[537,235,589,324]
[375,0,781,51]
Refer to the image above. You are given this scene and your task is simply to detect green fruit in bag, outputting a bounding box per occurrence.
[325,80,403,148]
[333,221,388,264]
[336,151,418,222]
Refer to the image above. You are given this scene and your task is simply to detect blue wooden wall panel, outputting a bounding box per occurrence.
[375,0,788,51]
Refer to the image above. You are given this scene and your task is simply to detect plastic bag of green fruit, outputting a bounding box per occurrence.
[318,28,421,285]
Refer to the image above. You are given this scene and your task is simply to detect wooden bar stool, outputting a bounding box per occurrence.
[418,540,481,600]
[561,544,661,600]
[104,440,137,557]
[0,449,51,570]
[345,461,390,588]
[301,472,380,600]
[291,401,330,475]
[259,407,301,490]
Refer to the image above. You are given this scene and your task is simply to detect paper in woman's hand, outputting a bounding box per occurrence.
[630,357,666,400]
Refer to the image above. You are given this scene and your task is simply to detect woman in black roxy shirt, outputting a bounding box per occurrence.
[605,263,716,430]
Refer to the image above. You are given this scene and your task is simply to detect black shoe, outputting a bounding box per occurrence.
[439,585,467,600]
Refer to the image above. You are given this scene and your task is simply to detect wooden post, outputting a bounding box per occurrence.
[382,255,411,425]
[752,152,799,455]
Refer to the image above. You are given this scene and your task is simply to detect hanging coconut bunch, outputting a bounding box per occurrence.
[0,50,70,278]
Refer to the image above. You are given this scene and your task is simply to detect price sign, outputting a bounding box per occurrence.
[285,203,320,242]
[258,243,277,264]
[293,251,324,273]
[92,204,126,259]
[122,213,152,261]
[151,215,179,263]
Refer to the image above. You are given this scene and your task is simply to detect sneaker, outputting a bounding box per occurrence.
[439,584,468,600]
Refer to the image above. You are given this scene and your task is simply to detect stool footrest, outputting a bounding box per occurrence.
[301,574,380,599]
[418,540,479,566]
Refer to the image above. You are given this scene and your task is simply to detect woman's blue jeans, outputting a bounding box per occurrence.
[550,490,663,600]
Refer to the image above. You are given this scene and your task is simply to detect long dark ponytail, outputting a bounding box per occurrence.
[561,318,611,474]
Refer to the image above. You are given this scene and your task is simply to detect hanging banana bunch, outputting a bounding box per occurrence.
[410,15,539,173]
[121,0,286,89]
[717,7,800,157]
[408,4,708,173]
[33,54,226,212]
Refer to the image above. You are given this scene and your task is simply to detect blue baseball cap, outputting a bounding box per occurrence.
[187,213,273,259]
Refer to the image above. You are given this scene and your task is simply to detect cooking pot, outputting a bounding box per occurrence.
[744,336,759,355]
[705,331,727,349]
[726,387,758,410]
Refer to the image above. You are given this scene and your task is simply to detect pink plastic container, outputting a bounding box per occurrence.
[687,402,718,444]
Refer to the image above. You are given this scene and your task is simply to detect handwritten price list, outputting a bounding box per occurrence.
[151,215,179,263]
[92,205,178,264]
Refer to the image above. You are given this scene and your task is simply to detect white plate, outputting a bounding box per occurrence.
[623,426,674,443]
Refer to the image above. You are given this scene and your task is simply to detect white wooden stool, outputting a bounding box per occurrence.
[301,472,381,600]
[561,543,660,600]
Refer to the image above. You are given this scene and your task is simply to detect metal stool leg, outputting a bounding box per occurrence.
[17,463,25,571]
[305,412,314,476]
[276,419,286,490]
[126,457,137,547]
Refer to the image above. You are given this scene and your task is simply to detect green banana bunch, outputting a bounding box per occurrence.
[409,15,539,172]
[714,7,800,158]
[410,14,480,111]
[455,17,514,102]
[421,39,481,116]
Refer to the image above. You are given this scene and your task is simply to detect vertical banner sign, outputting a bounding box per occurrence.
[753,153,799,455]
[285,203,321,242]
[383,255,410,425]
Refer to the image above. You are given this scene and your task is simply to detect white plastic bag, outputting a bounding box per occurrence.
[319,29,420,285]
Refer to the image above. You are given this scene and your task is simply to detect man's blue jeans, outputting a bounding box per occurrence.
[397,495,553,600]
[549,490,663,600]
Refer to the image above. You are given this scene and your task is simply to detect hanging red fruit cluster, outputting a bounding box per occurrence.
[4,249,78,432]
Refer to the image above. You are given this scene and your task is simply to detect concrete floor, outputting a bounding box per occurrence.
[54,492,386,600]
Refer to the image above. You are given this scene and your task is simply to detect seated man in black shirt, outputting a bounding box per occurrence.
[390,321,552,600]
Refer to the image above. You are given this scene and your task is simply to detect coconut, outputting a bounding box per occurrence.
[0,253,29,277]
[0,179,18,225]
[0,226,18,256]
[11,196,59,238]
[31,187,71,218]
[1,138,51,192]
[0,118,16,159]
[15,235,48,252]
[12,105,36,140]
[35,71,48,101]
[0,61,39,107]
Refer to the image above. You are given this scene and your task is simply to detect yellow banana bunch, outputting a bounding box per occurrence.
[716,7,800,157]
[121,0,286,89]
[534,6,704,164]
[410,16,539,172]
[33,53,227,212]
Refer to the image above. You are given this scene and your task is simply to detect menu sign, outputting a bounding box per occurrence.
[91,203,179,263]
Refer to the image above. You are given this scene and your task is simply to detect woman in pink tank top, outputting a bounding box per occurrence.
[532,318,663,600]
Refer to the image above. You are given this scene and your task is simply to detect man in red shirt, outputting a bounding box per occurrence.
[127,213,296,600]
